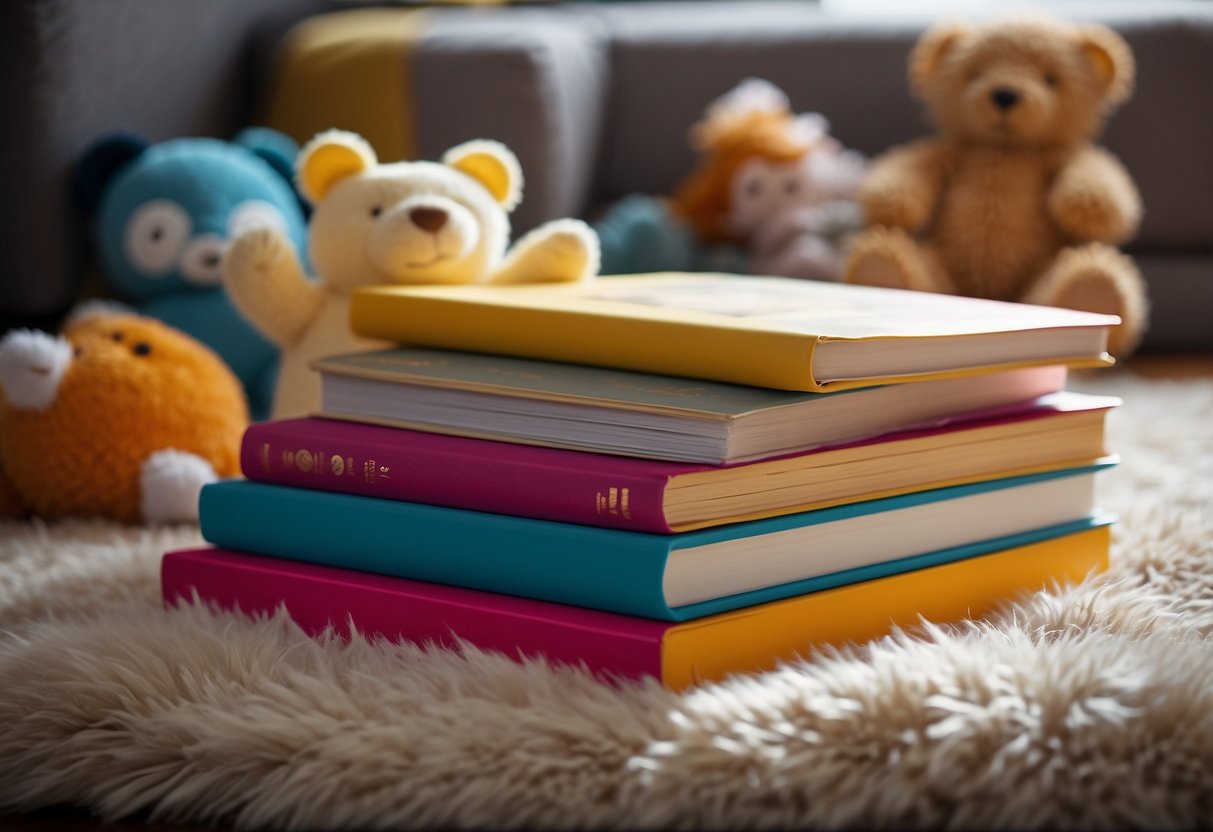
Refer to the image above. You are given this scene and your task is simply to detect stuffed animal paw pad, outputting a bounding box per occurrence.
[0,330,74,412]
[139,449,219,524]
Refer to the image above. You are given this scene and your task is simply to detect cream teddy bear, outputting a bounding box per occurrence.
[843,15,1147,356]
[223,130,600,419]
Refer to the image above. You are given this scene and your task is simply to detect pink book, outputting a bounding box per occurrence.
[164,546,669,681]
[240,392,1117,533]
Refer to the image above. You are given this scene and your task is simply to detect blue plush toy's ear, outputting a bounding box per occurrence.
[73,132,150,216]
[234,127,301,187]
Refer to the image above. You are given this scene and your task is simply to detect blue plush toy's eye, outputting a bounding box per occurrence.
[179,234,228,287]
[124,200,191,276]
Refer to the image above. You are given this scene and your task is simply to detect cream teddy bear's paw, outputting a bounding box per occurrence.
[139,449,218,524]
[495,219,601,285]
[223,226,294,285]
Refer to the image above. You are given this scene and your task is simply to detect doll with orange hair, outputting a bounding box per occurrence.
[671,78,866,282]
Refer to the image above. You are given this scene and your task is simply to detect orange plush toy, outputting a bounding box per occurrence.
[0,313,247,523]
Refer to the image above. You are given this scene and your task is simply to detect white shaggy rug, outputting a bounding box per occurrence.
[2,366,1212,830]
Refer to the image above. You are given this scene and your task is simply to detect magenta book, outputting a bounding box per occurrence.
[240,392,1115,533]
[163,546,670,682]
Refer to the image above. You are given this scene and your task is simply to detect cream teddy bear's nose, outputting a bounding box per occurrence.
[0,329,73,412]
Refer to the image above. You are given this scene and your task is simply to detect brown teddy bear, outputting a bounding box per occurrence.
[0,313,247,523]
[843,14,1147,357]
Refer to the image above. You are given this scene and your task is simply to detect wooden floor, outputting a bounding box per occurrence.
[2,349,1211,832]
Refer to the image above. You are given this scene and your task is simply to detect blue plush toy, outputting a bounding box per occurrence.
[593,194,748,277]
[74,128,309,420]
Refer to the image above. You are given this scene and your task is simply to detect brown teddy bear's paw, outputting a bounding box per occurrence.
[843,228,952,294]
[1048,187,1138,245]
[1025,245,1148,357]
[860,190,932,234]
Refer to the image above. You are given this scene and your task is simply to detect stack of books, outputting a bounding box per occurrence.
[163,273,1122,690]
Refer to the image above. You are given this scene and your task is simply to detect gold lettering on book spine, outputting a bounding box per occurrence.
[295,449,314,473]
[363,459,375,484]
[260,443,270,473]
[595,486,632,519]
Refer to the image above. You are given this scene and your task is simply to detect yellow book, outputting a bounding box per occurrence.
[350,272,1117,392]
[663,523,1109,689]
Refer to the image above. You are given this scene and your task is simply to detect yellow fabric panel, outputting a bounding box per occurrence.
[259,8,430,164]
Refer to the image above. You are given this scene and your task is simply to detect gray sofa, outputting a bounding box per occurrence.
[5,0,1212,350]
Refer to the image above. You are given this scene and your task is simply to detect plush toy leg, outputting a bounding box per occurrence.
[843,227,954,294]
[491,219,601,285]
[1022,243,1148,358]
[139,449,219,524]
[223,228,323,348]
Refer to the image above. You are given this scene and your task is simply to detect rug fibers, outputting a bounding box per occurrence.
[1,367,1211,830]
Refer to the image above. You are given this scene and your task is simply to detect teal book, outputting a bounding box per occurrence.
[198,465,1113,621]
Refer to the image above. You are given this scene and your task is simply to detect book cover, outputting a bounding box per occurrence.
[348,272,1117,391]
[243,392,1118,533]
[198,465,1112,621]
[312,348,1071,463]
[163,523,1112,690]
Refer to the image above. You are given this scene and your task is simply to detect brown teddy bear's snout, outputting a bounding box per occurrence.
[991,87,1021,110]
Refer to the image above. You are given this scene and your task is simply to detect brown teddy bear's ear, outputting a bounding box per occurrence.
[443,140,523,212]
[909,21,972,98]
[1075,24,1135,107]
[296,130,378,205]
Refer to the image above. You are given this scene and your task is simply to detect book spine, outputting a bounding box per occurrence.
[240,420,677,533]
[198,480,679,619]
[162,548,668,683]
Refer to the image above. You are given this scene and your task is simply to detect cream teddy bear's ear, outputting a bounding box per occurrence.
[1075,24,1135,107]
[296,130,378,205]
[442,140,523,212]
[909,20,972,99]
